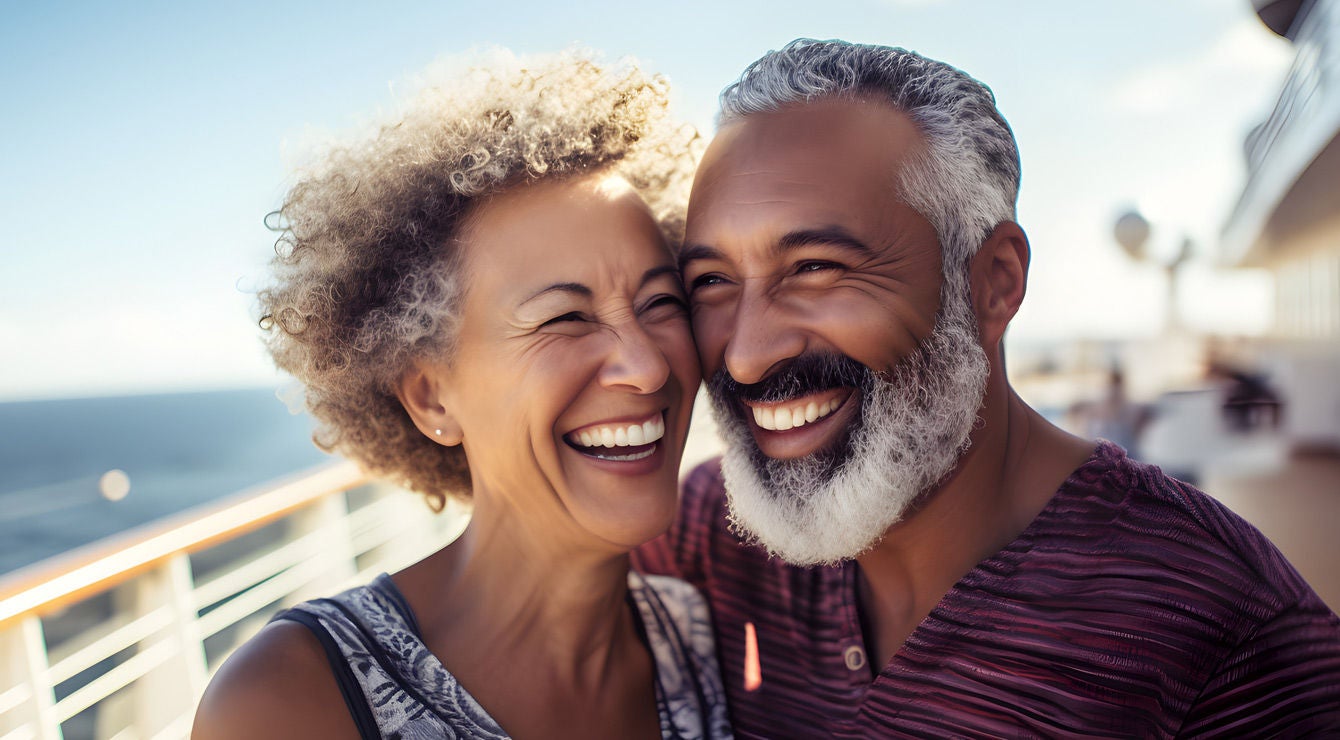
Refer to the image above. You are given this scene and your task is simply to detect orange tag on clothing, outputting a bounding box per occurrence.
[744,621,762,692]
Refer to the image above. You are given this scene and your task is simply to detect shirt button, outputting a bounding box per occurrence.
[843,645,867,672]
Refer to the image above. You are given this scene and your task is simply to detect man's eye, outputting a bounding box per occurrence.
[797,261,841,274]
[688,273,727,292]
[541,311,586,326]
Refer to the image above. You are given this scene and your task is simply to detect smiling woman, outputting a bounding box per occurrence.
[398,173,701,551]
[190,50,731,740]
[256,51,696,512]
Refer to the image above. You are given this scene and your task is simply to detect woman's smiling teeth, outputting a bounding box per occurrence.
[568,414,666,461]
[750,397,842,432]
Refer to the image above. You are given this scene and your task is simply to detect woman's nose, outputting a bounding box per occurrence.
[597,323,672,394]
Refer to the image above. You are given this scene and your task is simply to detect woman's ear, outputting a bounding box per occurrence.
[969,221,1029,349]
[396,362,464,446]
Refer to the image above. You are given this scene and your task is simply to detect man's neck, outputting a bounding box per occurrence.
[854,382,1095,669]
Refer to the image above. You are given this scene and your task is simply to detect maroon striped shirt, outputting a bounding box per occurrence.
[634,441,1340,737]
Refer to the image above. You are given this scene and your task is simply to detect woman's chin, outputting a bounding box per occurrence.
[572,499,680,554]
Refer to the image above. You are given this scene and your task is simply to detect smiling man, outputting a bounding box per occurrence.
[634,39,1340,737]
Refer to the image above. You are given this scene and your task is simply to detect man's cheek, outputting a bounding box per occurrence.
[690,312,729,369]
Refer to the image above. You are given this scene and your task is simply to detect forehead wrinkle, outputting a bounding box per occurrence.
[714,198,800,207]
[713,168,827,191]
[718,166,788,179]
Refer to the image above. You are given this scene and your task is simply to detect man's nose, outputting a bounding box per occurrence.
[721,289,806,386]
[597,321,672,394]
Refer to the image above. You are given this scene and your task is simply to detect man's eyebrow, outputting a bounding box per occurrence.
[678,228,874,272]
[678,244,722,272]
[777,227,874,256]
[519,282,592,305]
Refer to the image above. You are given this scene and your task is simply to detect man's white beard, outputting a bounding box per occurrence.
[708,277,989,566]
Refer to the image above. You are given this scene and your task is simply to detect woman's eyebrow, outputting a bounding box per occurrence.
[519,282,592,306]
[640,264,681,287]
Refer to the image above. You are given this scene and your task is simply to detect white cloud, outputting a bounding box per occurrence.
[1067,15,1295,277]
[1109,17,1292,117]
[0,302,278,401]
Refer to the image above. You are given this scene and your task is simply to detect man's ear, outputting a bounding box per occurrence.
[969,221,1029,348]
[396,362,464,446]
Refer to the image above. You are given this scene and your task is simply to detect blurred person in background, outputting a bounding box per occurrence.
[636,38,1340,737]
[1068,364,1151,459]
[193,50,731,740]
[1209,361,1283,433]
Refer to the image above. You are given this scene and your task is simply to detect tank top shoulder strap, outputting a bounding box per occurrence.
[274,607,381,740]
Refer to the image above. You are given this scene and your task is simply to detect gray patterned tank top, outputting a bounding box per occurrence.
[275,571,733,739]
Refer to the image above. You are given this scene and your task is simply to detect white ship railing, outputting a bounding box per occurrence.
[0,461,468,740]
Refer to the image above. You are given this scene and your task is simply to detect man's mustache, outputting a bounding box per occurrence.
[708,353,869,405]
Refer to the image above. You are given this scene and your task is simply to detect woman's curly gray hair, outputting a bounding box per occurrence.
[259,49,699,509]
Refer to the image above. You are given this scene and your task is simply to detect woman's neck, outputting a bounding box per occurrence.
[394,491,639,685]
[391,489,660,739]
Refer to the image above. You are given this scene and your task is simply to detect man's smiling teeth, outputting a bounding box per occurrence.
[752,399,840,431]
[574,416,665,449]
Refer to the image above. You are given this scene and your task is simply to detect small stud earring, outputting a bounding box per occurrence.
[434,429,442,436]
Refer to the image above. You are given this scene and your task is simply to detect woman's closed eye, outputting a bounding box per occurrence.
[540,311,589,327]
[644,294,688,312]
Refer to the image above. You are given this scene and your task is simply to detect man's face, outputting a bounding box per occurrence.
[682,97,989,565]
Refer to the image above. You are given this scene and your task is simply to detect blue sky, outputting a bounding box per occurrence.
[0,0,1293,400]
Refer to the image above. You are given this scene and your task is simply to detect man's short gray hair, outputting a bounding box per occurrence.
[719,39,1020,288]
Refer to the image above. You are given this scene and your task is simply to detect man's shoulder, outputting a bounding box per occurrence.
[677,457,783,563]
[681,456,728,508]
[633,457,725,581]
[1057,441,1322,613]
[634,456,793,587]
[668,456,739,549]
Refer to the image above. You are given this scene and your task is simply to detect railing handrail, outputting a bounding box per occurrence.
[0,459,370,630]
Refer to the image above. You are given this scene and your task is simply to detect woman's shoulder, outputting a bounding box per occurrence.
[630,572,716,660]
[629,572,734,738]
[634,572,710,612]
[191,618,359,740]
[193,577,411,740]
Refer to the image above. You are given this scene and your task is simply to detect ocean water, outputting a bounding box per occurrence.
[0,388,331,574]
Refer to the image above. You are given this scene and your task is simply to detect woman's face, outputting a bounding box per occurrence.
[434,173,700,552]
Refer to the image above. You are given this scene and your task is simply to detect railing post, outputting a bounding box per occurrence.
[286,491,357,603]
[0,615,62,739]
[363,485,432,569]
[131,555,206,738]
